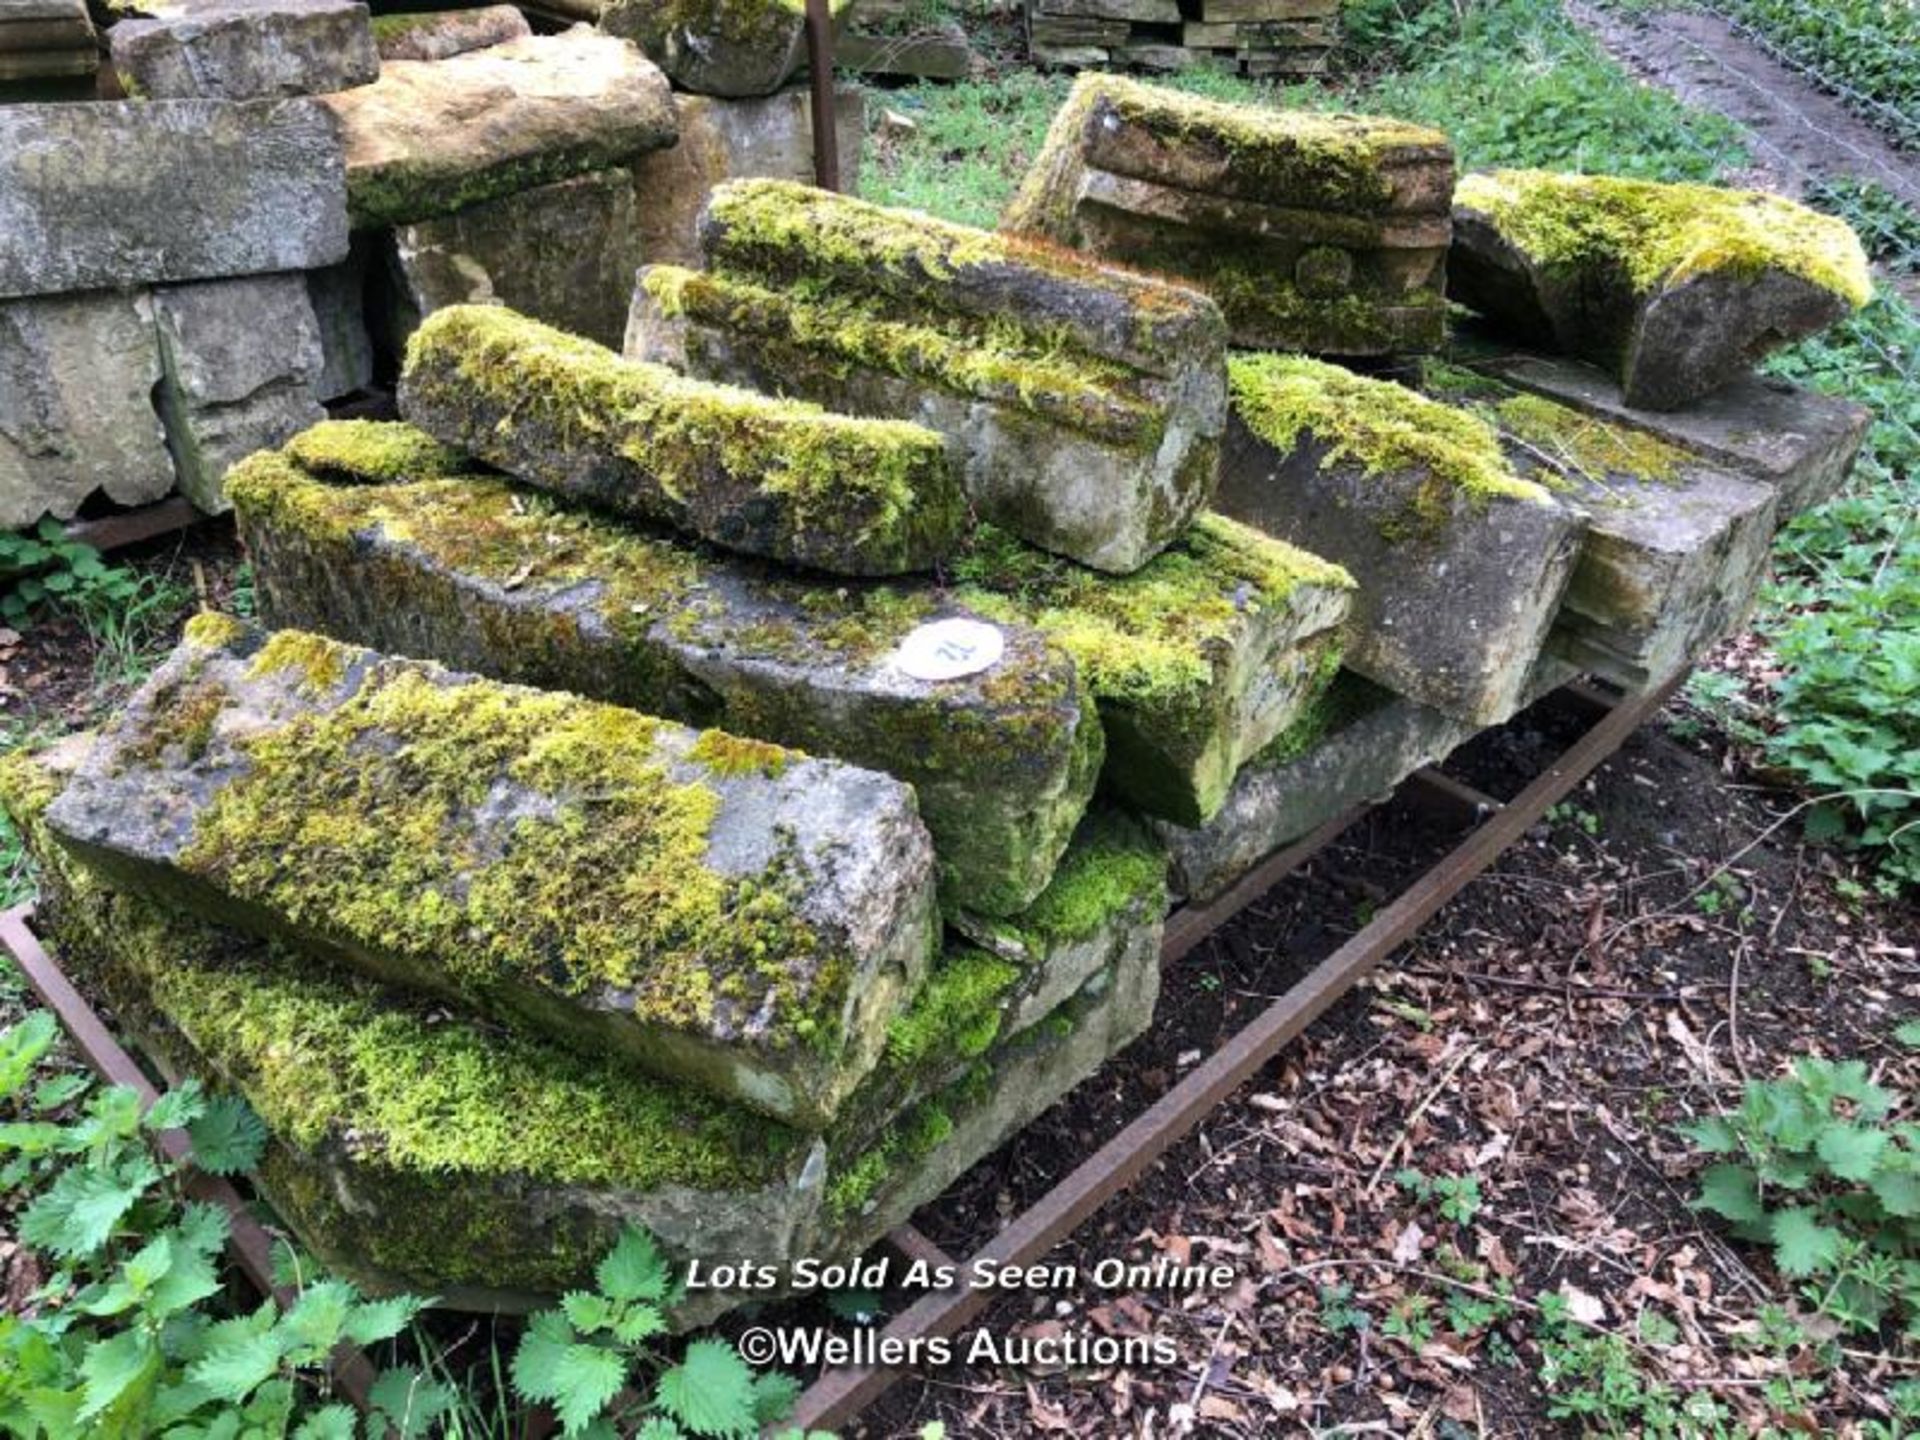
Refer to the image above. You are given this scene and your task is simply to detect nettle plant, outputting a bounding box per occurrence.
[1682,1033,1920,1337]
[0,520,140,628]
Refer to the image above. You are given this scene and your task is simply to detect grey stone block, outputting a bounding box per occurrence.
[110,0,378,100]
[304,251,374,401]
[598,0,832,97]
[371,3,527,61]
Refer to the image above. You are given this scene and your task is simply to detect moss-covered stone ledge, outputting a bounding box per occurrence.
[42,622,940,1128]
[1220,354,1584,725]
[1451,170,1871,411]
[1423,362,1779,691]
[399,304,964,577]
[1001,74,1454,356]
[952,515,1354,826]
[227,431,1101,917]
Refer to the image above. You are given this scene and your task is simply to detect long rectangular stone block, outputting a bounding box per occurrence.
[1449,339,1871,517]
[226,426,1102,917]
[0,289,175,528]
[1219,354,1585,724]
[1003,74,1453,355]
[5,742,1153,1323]
[646,178,1229,573]
[951,516,1354,825]
[108,0,379,100]
[1426,363,1780,690]
[1154,673,1472,901]
[320,27,677,228]
[43,620,939,1128]
[399,304,967,577]
[0,98,348,299]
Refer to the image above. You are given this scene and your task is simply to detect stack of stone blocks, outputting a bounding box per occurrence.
[1026,0,1340,75]
[2,61,1879,1325]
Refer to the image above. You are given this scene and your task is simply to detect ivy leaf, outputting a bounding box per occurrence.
[346,1293,426,1347]
[511,1325,626,1437]
[294,1405,359,1440]
[1771,1207,1846,1278]
[77,1328,161,1423]
[655,1339,758,1438]
[1815,1124,1888,1182]
[19,1160,149,1257]
[184,1096,268,1176]
[596,1227,670,1305]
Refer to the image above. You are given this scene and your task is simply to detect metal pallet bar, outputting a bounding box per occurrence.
[787,677,1668,1432]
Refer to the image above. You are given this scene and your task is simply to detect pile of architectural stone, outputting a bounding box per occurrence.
[0,0,862,530]
[5,75,1877,1322]
[1026,0,1339,75]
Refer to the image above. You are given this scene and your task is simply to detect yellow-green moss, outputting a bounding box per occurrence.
[1255,668,1391,768]
[169,632,836,1047]
[182,610,249,651]
[404,306,962,573]
[826,1097,953,1219]
[1229,354,1549,538]
[686,728,793,779]
[884,946,1021,1068]
[283,420,476,486]
[1423,362,1688,487]
[247,629,349,694]
[992,809,1166,950]
[1456,170,1872,307]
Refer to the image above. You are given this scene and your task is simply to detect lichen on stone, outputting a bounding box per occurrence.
[1229,354,1550,533]
[1455,170,1872,307]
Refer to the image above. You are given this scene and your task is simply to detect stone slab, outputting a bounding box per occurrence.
[1156,672,1472,901]
[0,290,174,528]
[1219,355,1585,725]
[1037,0,1179,20]
[628,85,865,269]
[400,304,964,577]
[837,27,972,78]
[598,0,847,98]
[153,274,326,513]
[45,620,939,1128]
[110,0,378,100]
[388,169,642,350]
[371,3,527,60]
[320,27,676,228]
[0,98,348,299]
[227,428,1103,917]
[1451,339,1871,518]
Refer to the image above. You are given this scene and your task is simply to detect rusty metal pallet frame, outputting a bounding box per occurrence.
[786,674,1676,1432]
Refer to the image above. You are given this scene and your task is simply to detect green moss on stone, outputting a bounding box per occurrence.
[992,808,1166,951]
[248,628,350,694]
[686,728,794,779]
[884,946,1021,1068]
[284,420,477,486]
[1424,362,1688,487]
[1254,668,1392,768]
[182,610,250,652]
[1455,170,1872,307]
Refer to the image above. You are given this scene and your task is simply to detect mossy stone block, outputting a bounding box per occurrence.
[1451,170,1871,411]
[1221,354,1585,725]
[43,623,939,1128]
[598,0,847,98]
[400,304,966,576]
[227,433,1100,916]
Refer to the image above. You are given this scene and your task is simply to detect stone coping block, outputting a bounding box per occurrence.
[0,98,348,300]
[1156,672,1473,901]
[1426,363,1779,691]
[0,290,174,529]
[1220,354,1585,725]
[399,305,966,577]
[598,0,849,98]
[1451,170,1871,411]
[371,4,528,61]
[226,428,1101,917]
[110,0,379,101]
[320,26,675,228]
[6,744,1151,1323]
[1002,73,1453,354]
[950,516,1354,826]
[1446,336,1871,519]
[44,620,939,1128]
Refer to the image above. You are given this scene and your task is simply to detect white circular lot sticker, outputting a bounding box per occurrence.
[893,617,1005,682]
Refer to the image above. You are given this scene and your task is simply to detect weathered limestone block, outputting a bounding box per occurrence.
[1003,74,1454,355]
[44,620,939,1128]
[1220,354,1585,725]
[304,251,374,401]
[109,0,378,100]
[632,178,1229,573]
[401,305,963,576]
[950,806,1168,1033]
[598,0,844,97]
[320,27,676,228]
[227,428,1101,916]
[1427,363,1779,690]
[1450,340,1871,518]
[1156,673,1470,901]
[371,3,527,60]
[0,99,348,299]
[952,516,1354,825]
[1451,170,1872,411]
[0,291,174,528]
[628,86,865,268]
[388,170,643,350]
[153,275,326,513]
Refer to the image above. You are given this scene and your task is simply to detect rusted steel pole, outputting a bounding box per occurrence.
[804,0,840,191]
